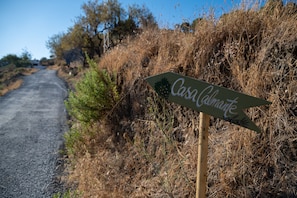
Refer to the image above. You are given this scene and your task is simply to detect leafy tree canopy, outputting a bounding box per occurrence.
[47,0,157,65]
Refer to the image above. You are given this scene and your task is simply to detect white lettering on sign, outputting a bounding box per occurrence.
[171,78,238,118]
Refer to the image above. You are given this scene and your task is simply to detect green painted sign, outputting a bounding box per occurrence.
[145,72,271,132]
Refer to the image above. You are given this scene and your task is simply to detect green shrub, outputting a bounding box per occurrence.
[52,190,81,198]
[64,127,84,156]
[65,56,119,124]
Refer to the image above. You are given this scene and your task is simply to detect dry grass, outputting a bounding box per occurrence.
[0,66,37,96]
[21,68,38,76]
[0,79,23,96]
[65,1,297,197]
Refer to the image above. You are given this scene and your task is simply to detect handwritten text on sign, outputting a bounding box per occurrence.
[145,72,271,132]
[171,78,239,118]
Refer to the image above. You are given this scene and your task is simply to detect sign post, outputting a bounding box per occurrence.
[196,112,209,198]
[145,72,271,197]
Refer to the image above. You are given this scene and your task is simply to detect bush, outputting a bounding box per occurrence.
[52,190,81,198]
[64,55,119,157]
[65,55,119,124]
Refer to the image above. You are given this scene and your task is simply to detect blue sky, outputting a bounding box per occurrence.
[0,0,242,60]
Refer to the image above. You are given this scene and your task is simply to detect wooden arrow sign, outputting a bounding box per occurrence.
[146,72,271,132]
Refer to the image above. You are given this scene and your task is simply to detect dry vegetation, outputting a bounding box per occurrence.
[0,65,37,96]
[64,1,297,197]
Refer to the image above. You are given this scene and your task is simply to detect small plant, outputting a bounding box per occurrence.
[65,55,119,124]
[64,126,84,156]
[52,190,81,198]
[64,55,119,156]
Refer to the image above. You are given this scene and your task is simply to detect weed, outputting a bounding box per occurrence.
[64,126,84,157]
[52,190,81,198]
[65,55,119,124]
[64,55,119,158]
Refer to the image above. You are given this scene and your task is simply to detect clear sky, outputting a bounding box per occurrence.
[0,0,243,60]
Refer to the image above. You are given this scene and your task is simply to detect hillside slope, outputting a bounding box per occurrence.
[65,1,297,197]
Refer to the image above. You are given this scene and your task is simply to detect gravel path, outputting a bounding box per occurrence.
[0,68,68,198]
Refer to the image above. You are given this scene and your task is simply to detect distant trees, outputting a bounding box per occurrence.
[0,50,32,67]
[47,0,157,66]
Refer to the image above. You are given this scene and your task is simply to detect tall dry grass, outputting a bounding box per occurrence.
[65,1,297,197]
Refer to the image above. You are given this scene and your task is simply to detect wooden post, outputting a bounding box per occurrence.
[196,112,210,198]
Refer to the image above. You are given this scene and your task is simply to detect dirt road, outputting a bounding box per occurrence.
[0,68,68,197]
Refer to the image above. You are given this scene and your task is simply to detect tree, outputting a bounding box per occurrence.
[128,4,157,29]
[21,50,32,61]
[19,50,32,67]
[47,0,157,64]
[111,18,137,42]
[1,54,20,66]
[180,21,191,33]
[65,55,119,123]
[0,51,32,67]
[46,33,65,60]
